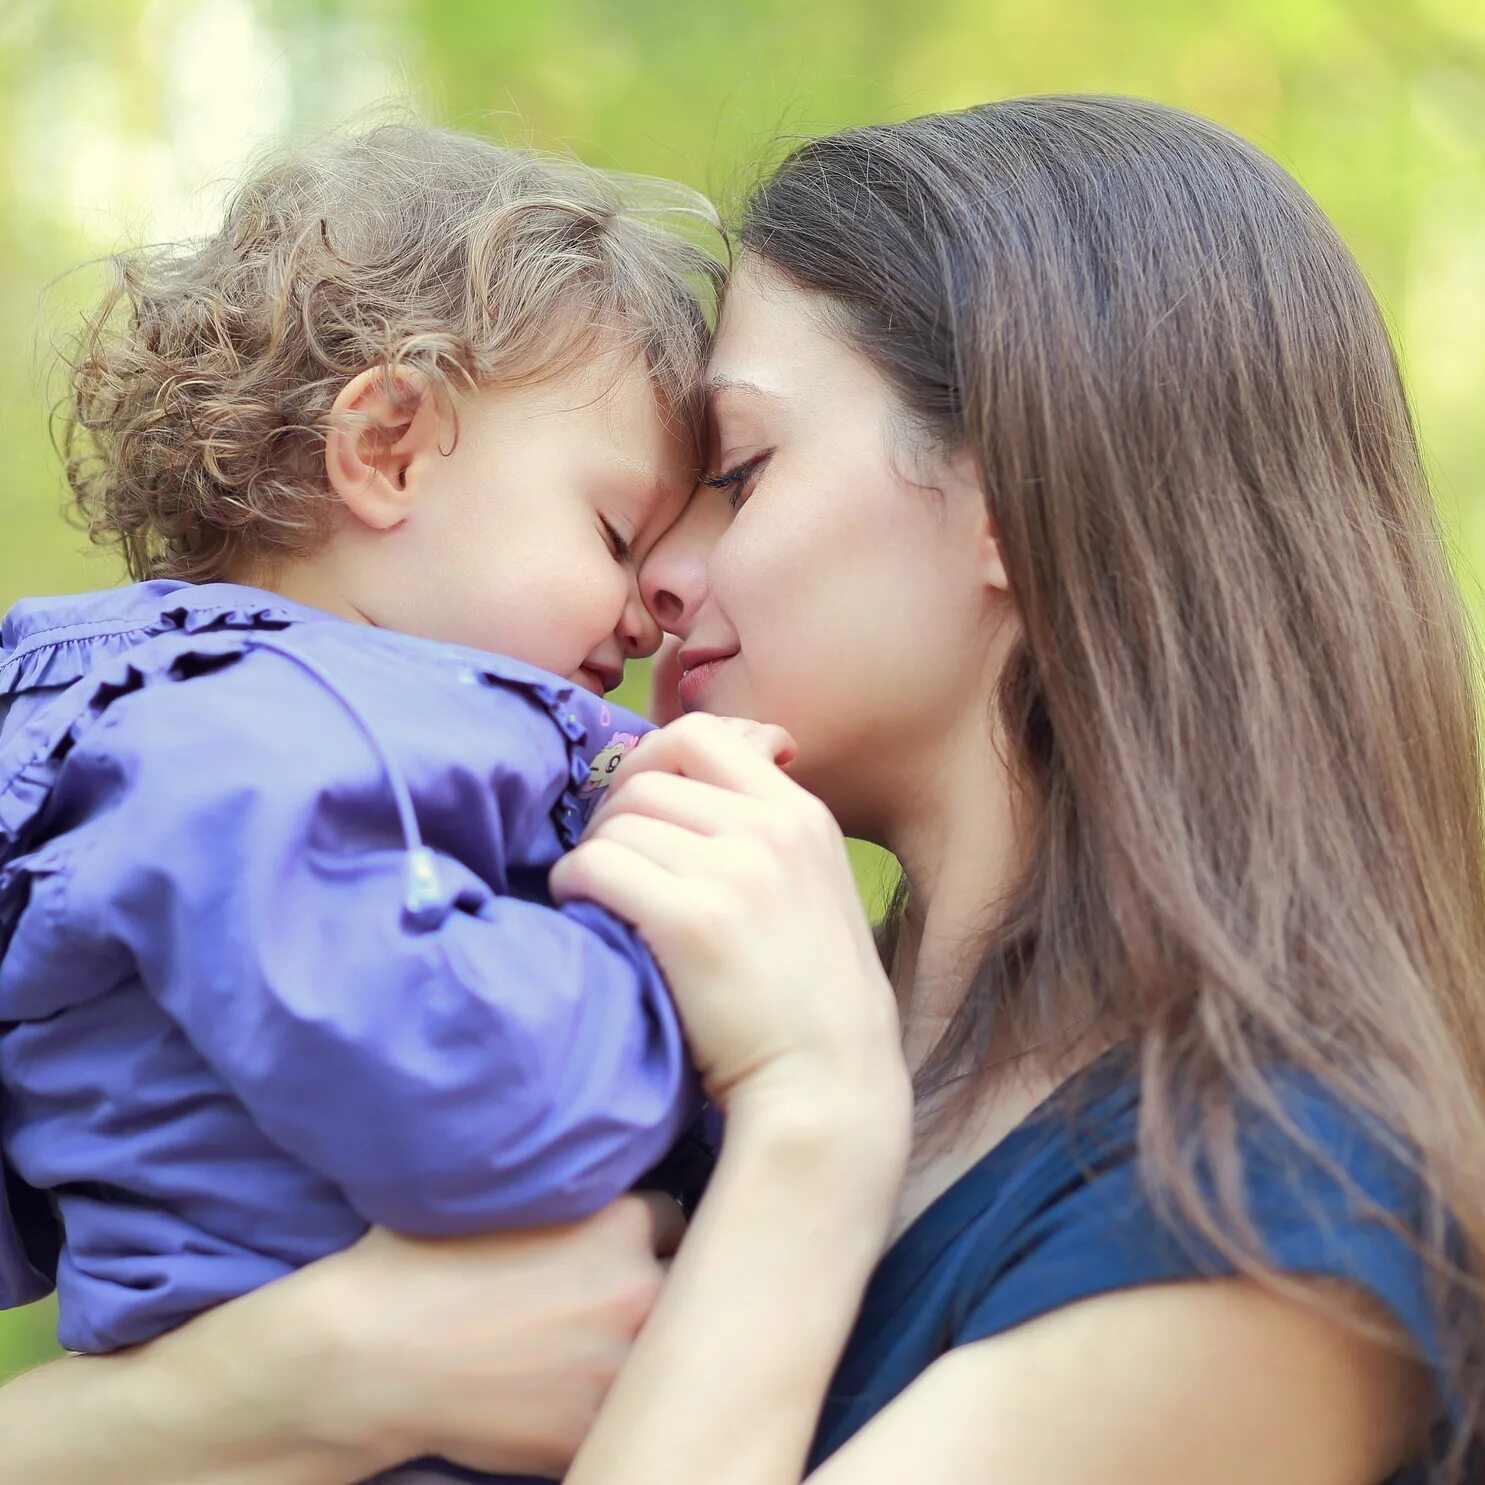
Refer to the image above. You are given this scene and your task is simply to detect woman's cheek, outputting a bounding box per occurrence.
[712,499,804,615]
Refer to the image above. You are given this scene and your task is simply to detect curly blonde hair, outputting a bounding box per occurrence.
[58,123,726,583]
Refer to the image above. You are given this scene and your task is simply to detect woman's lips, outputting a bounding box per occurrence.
[676,650,737,711]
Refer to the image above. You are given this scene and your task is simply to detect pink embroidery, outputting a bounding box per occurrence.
[582,731,640,794]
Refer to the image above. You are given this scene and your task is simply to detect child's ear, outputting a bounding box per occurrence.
[324,367,446,531]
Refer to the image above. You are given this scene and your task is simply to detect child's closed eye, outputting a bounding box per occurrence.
[601,518,633,562]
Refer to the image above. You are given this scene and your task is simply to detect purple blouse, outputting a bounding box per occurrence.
[0,581,694,1353]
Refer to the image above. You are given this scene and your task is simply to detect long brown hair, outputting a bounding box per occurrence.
[743,96,1485,1471]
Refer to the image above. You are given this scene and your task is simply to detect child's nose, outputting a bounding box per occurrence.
[618,582,663,659]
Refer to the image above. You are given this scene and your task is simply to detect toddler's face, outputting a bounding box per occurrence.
[345,350,694,695]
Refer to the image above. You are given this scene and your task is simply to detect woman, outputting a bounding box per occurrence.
[4,94,1482,1483]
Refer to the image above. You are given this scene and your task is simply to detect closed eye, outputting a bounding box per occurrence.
[700,451,772,510]
[602,518,633,562]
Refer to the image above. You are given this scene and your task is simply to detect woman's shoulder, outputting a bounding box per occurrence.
[942,1051,1437,1348]
[814,1048,1448,1472]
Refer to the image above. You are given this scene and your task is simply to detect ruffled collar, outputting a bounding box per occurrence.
[0,582,335,698]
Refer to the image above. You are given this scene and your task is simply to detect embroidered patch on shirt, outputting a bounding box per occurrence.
[582,732,641,794]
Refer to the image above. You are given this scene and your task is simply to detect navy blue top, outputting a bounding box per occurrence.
[808,1049,1452,1483]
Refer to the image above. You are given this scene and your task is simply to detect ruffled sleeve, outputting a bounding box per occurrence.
[0,586,303,699]
[0,631,694,1236]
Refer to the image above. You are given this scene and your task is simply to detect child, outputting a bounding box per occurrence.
[0,124,723,1480]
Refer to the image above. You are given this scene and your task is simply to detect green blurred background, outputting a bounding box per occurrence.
[2,0,1483,1377]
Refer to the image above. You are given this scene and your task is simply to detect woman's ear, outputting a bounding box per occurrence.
[941,446,1009,595]
[324,367,447,531]
[979,521,1010,594]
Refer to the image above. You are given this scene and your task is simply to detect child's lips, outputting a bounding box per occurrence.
[576,663,622,695]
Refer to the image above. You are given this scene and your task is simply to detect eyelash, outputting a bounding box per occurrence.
[700,451,770,509]
[601,519,632,562]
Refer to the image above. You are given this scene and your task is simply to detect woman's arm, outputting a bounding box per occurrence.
[0,1267,386,1485]
[0,1194,685,1485]
[576,1119,1428,1485]
[553,717,1433,1485]
[808,1278,1431,1484]
[551,714,913,1484]
[567,1094,903,1485]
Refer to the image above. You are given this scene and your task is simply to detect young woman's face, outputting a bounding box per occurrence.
[640,262,1008,840]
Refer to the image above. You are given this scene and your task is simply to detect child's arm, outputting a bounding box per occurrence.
[6,651,692,1233]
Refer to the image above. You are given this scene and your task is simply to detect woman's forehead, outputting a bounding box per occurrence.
[710,265,894,408]
[709,266,823,373]
[706,335,893,431]
[704,373,784,415]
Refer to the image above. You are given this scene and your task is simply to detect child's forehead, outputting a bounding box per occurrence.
[491,342,702,505]
[549,344,689,432]
[566,409,695,542]
[589,364,701,482]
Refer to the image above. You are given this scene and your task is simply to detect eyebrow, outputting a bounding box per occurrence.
[706,374,782,402]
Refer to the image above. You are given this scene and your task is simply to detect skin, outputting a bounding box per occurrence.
[0,342,699,1484]
[0,270,1436,1483]
[639,264,1037,1092]
[543,263,1435,1483]
[0,1197,685,1484]
[643,280,1013,851]
[267,343,693,696]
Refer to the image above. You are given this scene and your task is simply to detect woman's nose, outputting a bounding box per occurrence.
[644,573,686,632]
[639,502,717,636]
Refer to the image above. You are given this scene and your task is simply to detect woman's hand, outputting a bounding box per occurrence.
[550,713,911,1140]
[313,1194,685,1476]
[553,717,912,1485]
[0,1192,686,1485]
